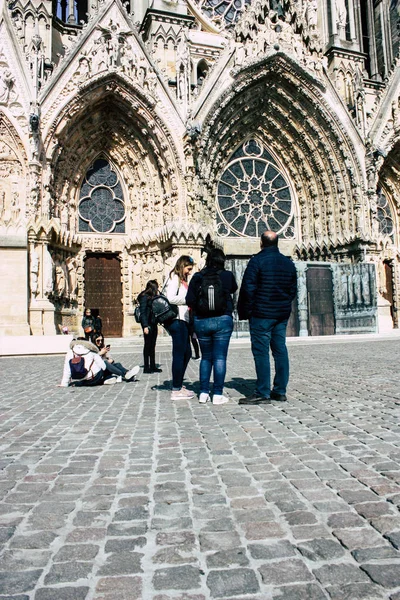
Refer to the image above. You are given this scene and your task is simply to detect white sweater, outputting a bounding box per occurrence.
[60,349,106,387]
[164,274,190,323]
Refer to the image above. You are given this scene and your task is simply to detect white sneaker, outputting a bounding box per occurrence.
[171,389,195,400]
[116,376,123,383]
[199,393,210,404]
[104,377,117,385]
[125,365,140,381]
[213,395,229,405]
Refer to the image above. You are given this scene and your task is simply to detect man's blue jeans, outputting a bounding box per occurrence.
[194,315,234,395]
[166,319,192,390]
[249,317,289,398]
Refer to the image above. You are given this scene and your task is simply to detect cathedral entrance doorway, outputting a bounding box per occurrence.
[383,260,395,326]
[306,266,335,336]
[84,253,123,337]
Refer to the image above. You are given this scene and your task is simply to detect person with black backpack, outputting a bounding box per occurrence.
[186,248,238,405]
[137,279,162,374]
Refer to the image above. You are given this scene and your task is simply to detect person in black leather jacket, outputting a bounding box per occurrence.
[137,280,162,374]
[238,231,297,405]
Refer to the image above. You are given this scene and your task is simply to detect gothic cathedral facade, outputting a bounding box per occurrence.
[0,0,399,337]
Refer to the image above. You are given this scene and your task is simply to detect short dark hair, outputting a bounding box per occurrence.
[261,231,278,247]
[205,247,226,269]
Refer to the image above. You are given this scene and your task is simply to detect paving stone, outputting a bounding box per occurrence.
[35,588,90,600]
[153,565,201,590]
[98,552,143,576]
[54,544,100,562]
[206,568,259,597]
[313,563,371,585]
[44,561,93,584]
[10,532,58,549]
[199,531,241,551]
[360,563,400,588]
[296,538,345,561]
[332,528,384,550]
[385,531,400,549]
[242,521,285,540]
[104,538,146,553]
[94,576,142,599]
[0,570,43,594]
[352,546,400,562]
[259,559,313,584]
[206,548,249,568]
[248,540,296,560]
[326,513,366,529]
[271,583,327,599]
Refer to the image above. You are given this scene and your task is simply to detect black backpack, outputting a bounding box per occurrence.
[151,294,178,325]
[195,270,227,317]
[69,353,92,380]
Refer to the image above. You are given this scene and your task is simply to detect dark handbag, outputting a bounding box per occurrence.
[134,305,141,323]
[151,294,178,325]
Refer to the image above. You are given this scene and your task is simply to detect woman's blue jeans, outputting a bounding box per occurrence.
[194,315,233,395]
[166,319,192,389]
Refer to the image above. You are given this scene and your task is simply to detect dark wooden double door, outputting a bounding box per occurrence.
[306,266,335,336]
[84,254,123,337]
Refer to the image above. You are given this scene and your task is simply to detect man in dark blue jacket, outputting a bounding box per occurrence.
[238,231,297,405]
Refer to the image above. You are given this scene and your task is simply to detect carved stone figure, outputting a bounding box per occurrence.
[335,0,347,29]
[361,266,371,305]
[352,266,362,305]
[0,70,14,104]
[43,247,54,297]
[340,270,349,307]
[30,248,40,298]
[11,190,20,221]
[66,256,78,298]
[55,255,67,296]
[304,0,318,29]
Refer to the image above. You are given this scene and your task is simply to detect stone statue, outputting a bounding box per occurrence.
[66,256,78,298]
[43,247,54,297]
[0,70,14,104]
[340,270,349,307]
[55,255,67,296]
[30,248,40,298]
[0,190,5,218]
[335,0,347,29]
[304,0,318,30]
[352,266,362,305]
[361,266,371,305]
[11,191,20,221]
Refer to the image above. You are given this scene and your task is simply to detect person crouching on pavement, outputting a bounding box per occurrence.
[237,230,297,405]
[93,334,140,382]
[58,338,117,387]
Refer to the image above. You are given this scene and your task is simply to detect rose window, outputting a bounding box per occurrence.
[78,159,125,233]
[194,0,252,26]
[376,189,394,241]
[216,139,295,238]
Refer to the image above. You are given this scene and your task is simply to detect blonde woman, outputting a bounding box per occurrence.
[164,255,195,399]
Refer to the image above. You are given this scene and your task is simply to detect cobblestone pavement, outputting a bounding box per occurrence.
[0,338,400,599]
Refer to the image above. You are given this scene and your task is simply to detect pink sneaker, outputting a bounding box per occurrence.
[171,389,195,400]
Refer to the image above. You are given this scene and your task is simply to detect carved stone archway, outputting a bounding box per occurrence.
[198,53,365,258]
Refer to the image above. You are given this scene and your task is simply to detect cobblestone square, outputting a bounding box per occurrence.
[0,337,399,599]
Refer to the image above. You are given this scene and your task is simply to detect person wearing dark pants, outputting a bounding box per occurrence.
[137,280,161,374]
[238,231,297,405]
[166,318,192,391]
[164,255,195,400]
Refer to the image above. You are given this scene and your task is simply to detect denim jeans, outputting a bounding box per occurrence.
[166,319,191,389]
[249,317,289,398]
[194,315,233,396]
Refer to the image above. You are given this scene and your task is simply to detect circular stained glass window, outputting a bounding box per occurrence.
[78,159,125,234]
[194,0,252,26]
[376,189,394,241]
[216,139,295,238]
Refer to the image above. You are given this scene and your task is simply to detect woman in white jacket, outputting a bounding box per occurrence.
[164,255,195,399]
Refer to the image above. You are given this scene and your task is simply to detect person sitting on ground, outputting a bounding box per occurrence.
[58,338,118,387]
[93,334,140,382]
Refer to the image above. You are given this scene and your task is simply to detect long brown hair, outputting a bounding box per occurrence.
[169,255,194,282]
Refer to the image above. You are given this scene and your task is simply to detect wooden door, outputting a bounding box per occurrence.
[84,254,123,337]
[306,266,335,336]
